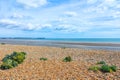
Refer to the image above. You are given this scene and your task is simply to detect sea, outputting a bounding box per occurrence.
[35,38,120,43]
[0,38,120,51]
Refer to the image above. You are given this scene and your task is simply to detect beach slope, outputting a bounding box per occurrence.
[0,44,120,79]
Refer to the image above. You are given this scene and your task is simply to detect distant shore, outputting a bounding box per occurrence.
[0,39,120,51]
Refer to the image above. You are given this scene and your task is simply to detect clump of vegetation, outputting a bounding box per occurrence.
[110,65,117,72]
[63,56,72,62]
[1,43,5,45]
[89,61,117,73]
[0,52,26,70]
[100,65,117,73]
[11,52,26,64]
[40,57,48,61]
[0,63,13,70]
[88,66,100,72]
[97,61,106,65]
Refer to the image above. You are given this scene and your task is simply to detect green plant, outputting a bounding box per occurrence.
[97,61,106,65]
[63,56,72,62]
[0,63,13,70]
[1,59,18,69]
[110,65,117,72]
[89,61,117,73]
[2,55,11,62]
[11,52,26,64]
[2,59,13,65]
[89,66,100,72]
[11,60,18,67]
[0,51,26,70]
[2,52,26,64]
[100,65,113,73]
[40,57,47,61]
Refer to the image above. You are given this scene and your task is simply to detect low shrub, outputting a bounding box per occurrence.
[63,56,72,62]
[89,66,100,72]
[100,65,112,72]
[0,63,13,70]
[0,51,26,70]
[11,52,26,64]
[89,61,117,73]
[40,57,48,61]
[110,65,117,72]
[100,65,117,73]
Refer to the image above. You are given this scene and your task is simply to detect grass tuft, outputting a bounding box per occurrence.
[40,57,48,61]
[88,66,100,72]
[63,56,72,62]
[89,61,117,73]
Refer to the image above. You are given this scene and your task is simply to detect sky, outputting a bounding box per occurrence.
[0,0,120,38]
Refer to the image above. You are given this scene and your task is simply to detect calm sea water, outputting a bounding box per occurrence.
[37,38,120,43]
[0,38,120,50]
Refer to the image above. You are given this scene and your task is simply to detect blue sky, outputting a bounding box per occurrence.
[0,0,120,38]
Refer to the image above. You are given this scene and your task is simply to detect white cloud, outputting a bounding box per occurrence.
[42,24,52,28]
[0,19,18,25]
[0,19,52,31]
[113,11,120,18]
[87,0,97,4]
[16,0,48,8]
[11,13,24,19]
[0,19,37,30]
[64,11,77,17]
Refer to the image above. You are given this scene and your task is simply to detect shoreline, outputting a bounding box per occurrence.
[0,39,120,51]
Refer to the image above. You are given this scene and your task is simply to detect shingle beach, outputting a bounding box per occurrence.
[0,44,120,80]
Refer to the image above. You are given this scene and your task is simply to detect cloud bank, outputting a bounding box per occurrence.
[0,0,120,37]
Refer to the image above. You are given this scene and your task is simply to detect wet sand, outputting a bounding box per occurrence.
[0,44,120,80]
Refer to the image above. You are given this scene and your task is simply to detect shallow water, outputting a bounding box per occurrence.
[0,39,120,51]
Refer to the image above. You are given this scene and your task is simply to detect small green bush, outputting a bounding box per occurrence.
[89,66,100,72]
[1,59,18,70]
[40,57,47,61]
[0,51,26,70]
[2,55,12,62]
[11,60,18,67]
[10,52,26,64]
[110,65,117,72]
[100,65,112,72]
[89,61,117,73]
[0,63,13,70]
[97,61,106,65]
[2,52,26,64]
[63,56,72,62]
